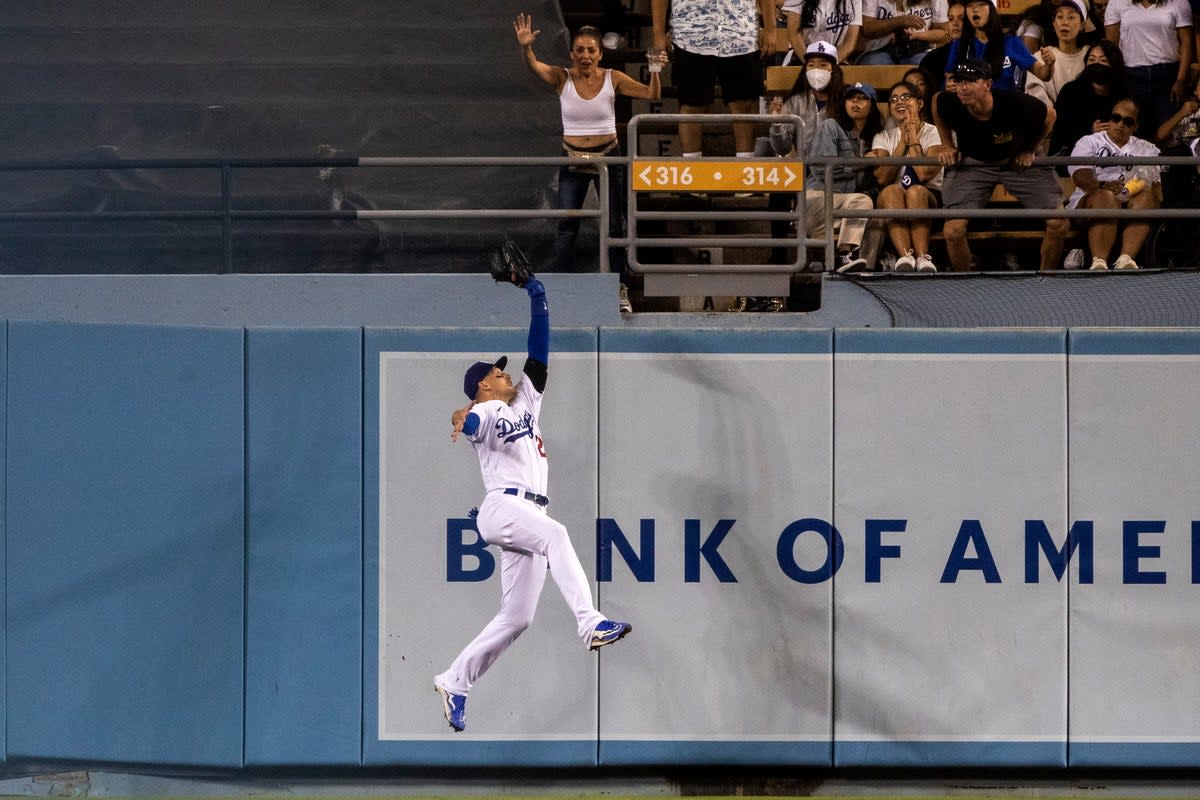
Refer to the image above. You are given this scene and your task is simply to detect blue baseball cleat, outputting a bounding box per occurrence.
[589,620,632,650]
[435,683,466,732]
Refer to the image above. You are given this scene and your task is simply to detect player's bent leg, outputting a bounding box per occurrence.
[483,496,606,642]
[436,547,547,695]
[532,515,607,641]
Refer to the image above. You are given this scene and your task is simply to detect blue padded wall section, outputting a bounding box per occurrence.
[5,322,245,766]
[244,328,363,766]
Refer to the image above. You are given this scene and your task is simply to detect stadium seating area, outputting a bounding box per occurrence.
[0,0,1195,298]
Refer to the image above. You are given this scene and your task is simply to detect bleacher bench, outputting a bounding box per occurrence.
[766,64,912,94]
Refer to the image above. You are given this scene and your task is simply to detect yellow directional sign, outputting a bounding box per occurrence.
[632,159,803,192]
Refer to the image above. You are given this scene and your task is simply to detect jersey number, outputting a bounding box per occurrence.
[536,434,547,458]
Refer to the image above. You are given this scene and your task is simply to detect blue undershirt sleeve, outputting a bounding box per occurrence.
[461,412,481,437]
[525,278,548,365]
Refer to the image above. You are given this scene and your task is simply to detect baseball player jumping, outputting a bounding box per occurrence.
[434,247,631,733]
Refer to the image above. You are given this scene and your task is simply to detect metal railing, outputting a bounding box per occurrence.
[0,146,1197,278]
[0,156,615,274]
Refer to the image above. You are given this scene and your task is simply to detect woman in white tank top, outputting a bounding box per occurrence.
[514,14,666,312]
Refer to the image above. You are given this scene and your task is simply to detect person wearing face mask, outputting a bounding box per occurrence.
[763,42,875,274]
[768,39,846,154]
[1048,40,1135,155]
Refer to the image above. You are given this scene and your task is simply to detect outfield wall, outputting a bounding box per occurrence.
[4,318,1200,770]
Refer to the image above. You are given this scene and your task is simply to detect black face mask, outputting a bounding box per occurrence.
[1083,63,1114,85]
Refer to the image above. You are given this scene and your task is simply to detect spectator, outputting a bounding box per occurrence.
[652,0,776,158]
[1085,0,1111,41]
[838,82,888,263]
[1067,97,1162,268]
[932,58,1070,270]
[1104,0,1193,136]
[947,0,1056,91]
[1026,0,1091,106]
[753,40,843,308]
[514,14,665,311]
[783,0,863,62]
[903,66,935,113]
[1155,67,1200,146]
[767,42,875,272]
[1017,0,1059,51]
[920,0,967,90]
[838,82,887,167]
[870,80,946,270]
[1154,71,1200,202]
[1048,40,1134,155]
[858,0,951,65]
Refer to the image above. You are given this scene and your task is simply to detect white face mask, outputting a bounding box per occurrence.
[806,68,832,91]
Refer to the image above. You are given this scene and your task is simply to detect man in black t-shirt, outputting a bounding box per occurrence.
[932,58,1069,271]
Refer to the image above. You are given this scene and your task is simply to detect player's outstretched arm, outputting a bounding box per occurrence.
[450,401,478,442]
[523,278,548,393]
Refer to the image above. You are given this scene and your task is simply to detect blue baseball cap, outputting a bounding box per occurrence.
[846,82,878,102]
[463,355,507,400]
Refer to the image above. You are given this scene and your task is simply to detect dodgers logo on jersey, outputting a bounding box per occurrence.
[824,9,855,35]
[495,412,535,444]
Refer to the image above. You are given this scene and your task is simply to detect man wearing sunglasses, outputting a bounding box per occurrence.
[932,57,1070,271]
[1066,97,1162,269]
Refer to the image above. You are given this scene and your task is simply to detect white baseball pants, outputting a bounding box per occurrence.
[435,491,605,696]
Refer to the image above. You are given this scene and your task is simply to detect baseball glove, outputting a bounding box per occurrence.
[486,239,533,288]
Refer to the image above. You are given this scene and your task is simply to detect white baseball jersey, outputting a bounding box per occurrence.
[784,0,865,48]
[860,0,948,57]
[465,376,547,496]
[1067,130,1161,207]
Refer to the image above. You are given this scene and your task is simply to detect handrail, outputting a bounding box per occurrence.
[0,148,1196,276]
[0,155,621,273]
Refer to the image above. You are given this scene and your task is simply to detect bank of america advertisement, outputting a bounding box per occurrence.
[369,327,1200,768]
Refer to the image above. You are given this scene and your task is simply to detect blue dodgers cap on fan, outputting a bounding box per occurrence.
[463,355,508,399]
[846,82,878,102]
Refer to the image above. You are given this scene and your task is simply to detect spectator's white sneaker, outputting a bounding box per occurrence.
[1113,254,1139,270]
[894,251,916,272]
[1064,248,1085,269]
[1089,257,1108,270]
[915,254,937,272]
[618,283,633,314]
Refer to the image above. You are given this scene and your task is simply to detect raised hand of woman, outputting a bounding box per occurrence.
[513,13,539,47]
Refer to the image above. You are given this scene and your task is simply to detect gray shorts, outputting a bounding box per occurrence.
[942,160,1063,211]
